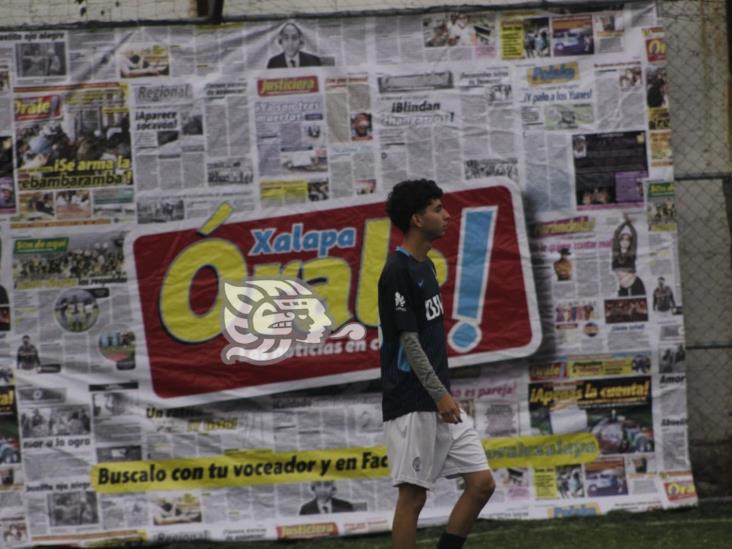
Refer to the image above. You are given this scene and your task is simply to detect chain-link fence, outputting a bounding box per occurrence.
[1,0,730,497]
[659,0,732,498]
[0,0,195,28]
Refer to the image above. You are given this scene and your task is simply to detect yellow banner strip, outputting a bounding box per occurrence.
[483,432,599,469]
[92,433,599,494]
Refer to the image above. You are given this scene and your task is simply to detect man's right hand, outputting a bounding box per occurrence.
[436,393,462,424]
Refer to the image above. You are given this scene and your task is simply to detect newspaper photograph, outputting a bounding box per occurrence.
[0,136,16,215]
[552,15,594,57]
[0,387,20,465]
[12,231,126,289]
[14,34,67,82]
[422,12,497,57]
[593,10,625,54]
[92,187,135,224]
[645,180,676,232]
[573,131,648,209]
[118,44,170,79]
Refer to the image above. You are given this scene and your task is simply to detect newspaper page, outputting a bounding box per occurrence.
[12,31,68,85]
[518,59,595,212]
[593,9,625,54]
[254,74,330,206]
[594,61,645,130]
[460,66,519,184]
[376,67,463,188]
[131,81,201,192]
[325,74,378,198]
[12,82,132,229]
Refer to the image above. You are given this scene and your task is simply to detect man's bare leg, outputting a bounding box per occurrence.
[445,470,495,537]
[392,483,427,549]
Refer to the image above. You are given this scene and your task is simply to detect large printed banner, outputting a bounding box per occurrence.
[130,181,539,403]
[0,2,696,546]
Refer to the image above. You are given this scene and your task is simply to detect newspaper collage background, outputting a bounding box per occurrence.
[0,0,695,545]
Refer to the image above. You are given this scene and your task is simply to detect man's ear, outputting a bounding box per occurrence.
[410,212,422,229]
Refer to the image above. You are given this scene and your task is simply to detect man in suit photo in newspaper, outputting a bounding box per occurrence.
[378,179,495,549]
[298,480,354,515]
[267,22,322,69]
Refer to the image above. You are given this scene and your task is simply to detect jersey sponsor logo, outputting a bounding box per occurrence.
[425,294,444,321]
[394,291,406,311]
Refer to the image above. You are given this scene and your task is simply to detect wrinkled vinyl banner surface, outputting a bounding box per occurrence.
[0,1,696,545]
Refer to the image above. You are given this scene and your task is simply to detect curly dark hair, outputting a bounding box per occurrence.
[385,179,443,234]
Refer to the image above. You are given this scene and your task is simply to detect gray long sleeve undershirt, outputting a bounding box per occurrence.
[399,331,448,403]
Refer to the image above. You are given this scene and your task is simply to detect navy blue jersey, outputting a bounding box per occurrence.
[378,248,450,421]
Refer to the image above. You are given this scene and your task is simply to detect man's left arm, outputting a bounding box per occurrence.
[399,331,462,424]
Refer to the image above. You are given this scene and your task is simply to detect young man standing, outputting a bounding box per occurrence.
[378,179,495,549]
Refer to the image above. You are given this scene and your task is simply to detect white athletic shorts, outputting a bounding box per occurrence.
[384,410,490,490]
